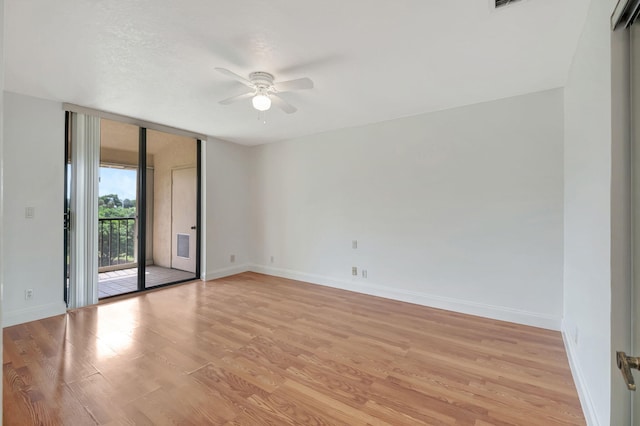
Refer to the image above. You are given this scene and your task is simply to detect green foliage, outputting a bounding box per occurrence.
[98,194,136,218]
[99,206,136,219]
[99,193,122,208]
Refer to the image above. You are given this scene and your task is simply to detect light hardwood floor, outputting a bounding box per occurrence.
[4,272,585,425]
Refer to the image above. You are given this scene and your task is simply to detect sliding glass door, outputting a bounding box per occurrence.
[67,114,201,302]
[144,130,199,289]
[97,120,140,297]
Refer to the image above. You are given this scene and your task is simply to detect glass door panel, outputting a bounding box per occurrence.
[97,119,140,298]
[145,129,198,288]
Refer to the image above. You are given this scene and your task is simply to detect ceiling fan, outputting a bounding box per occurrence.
[215,67,314,114]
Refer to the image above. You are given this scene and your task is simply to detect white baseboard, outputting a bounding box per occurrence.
[203,263,251,281]
[3,301,67,328]
[561,322,598,426]
[249,264,561,330]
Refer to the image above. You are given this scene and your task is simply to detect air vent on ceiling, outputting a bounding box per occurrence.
[495,0,524,8]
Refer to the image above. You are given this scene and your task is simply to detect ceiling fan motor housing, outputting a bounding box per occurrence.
[249,72,275,91]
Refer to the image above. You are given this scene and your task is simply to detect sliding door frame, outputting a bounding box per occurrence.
[138,127,147,291]
[65,112,203,303]
[195,139,202,279]
[63,112,71,306]
[129,127,201,295]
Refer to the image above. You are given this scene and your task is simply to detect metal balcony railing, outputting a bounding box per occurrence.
[98,217,136,268]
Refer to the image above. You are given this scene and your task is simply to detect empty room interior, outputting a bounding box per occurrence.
[2,0,640,424]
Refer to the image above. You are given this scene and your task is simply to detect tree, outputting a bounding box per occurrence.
[98,194,136,219]
[99,194,122,208]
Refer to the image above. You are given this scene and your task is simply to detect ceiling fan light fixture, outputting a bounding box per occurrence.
[216,68,310,114]
[252,94,271,111]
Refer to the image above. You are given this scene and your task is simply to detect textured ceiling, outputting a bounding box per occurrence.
[5,0,590,145]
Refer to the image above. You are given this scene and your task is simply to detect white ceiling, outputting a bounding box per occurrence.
[5,0,590,145]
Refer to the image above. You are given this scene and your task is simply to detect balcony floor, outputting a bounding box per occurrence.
[98,265,197,298]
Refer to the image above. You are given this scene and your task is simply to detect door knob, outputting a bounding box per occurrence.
[617,351,640,390]
[190,226,196,230]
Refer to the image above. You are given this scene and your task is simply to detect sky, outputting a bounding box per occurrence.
[99,167,137,201]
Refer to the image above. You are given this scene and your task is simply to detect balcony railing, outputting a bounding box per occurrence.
[98,217,136,268]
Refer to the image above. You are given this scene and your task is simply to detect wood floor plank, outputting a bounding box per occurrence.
[4,272,585,425]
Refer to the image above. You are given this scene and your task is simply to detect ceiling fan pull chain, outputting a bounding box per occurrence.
[257,110,267,125]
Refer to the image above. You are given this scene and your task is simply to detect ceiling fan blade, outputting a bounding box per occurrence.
[273,77,314,92]
[215,67,253,87]
[270,94,297,114]
[219,91,254,105]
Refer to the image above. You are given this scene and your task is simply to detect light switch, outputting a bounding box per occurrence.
[25,207,35,219]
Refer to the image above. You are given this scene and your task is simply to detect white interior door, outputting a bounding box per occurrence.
[171,167,196,273]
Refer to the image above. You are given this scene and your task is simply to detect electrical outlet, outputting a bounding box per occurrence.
[352,240,358,249]
[230,254,236,263]
[362,269,367,279]
[352,266,358,276]
[25,289,33,300]
[270,255,274,263]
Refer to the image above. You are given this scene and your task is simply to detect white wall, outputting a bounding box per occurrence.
[563,0,617,424]
[201,137,252,279]
[251,89,565,330]
[3,92,67,326]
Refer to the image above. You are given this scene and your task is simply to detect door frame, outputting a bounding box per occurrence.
[63,112,71,306]
[630,22,640,425]
[196,139,202,280]
[137,128,147,291]
[134,131,202,291]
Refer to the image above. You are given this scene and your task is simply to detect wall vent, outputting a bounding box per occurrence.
[177,233,190,258]
[495,0,523,8]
